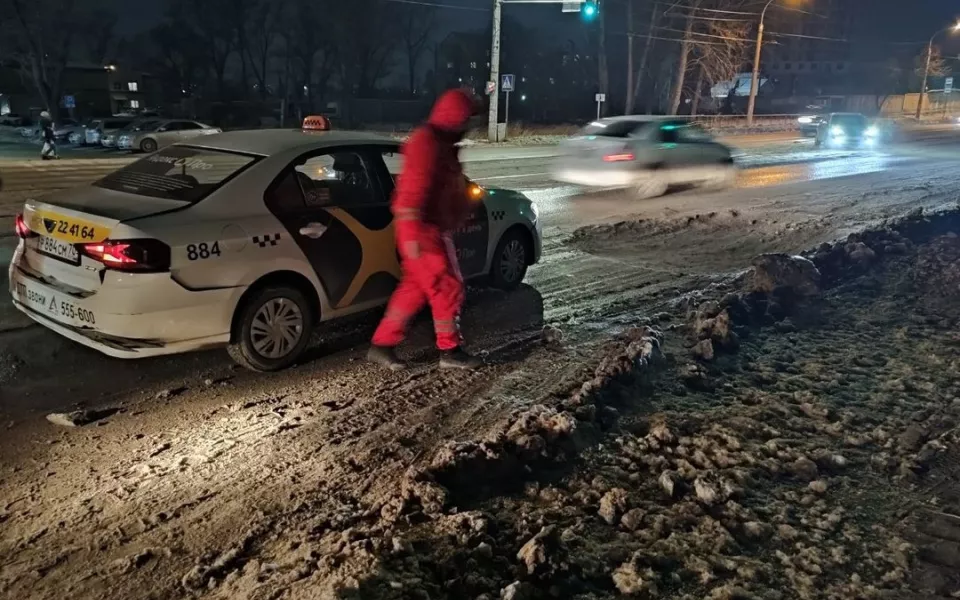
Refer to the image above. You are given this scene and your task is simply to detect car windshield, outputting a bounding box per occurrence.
[832,115,867,130]
[578,120,650,138]
[93,145,259,204]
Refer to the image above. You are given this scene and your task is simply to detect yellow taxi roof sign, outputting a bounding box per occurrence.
[302,115,331,131]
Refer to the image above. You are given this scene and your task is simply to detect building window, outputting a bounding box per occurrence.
[469,61,477,69]
[835,63,844,71]
[130,99,140,109]
[128,82,139,92]
[784,63,792,70]
[112,82,123,91]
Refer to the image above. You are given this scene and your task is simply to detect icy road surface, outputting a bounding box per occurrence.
[1,132,959,599]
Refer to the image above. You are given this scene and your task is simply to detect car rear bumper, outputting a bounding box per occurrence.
[9,255,238,359]
[550,167,637,187]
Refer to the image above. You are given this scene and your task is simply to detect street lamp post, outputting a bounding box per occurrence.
[746,0,778,126]
[916,23,960,120]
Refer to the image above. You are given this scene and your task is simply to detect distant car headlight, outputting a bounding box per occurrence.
[865,126,879,137]
[830,126,844,137]
[798,116,813,124]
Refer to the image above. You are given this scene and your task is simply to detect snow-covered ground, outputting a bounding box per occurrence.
[2,131,960,600]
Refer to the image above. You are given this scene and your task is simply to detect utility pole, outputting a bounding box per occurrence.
[916,41,933,120]
[746,0,776,125]
[487,0,597,141]
[487,0,503,141]
[915,23,960,120]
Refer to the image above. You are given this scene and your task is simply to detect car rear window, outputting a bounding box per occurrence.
[93,145,258,203]
[578,120,650,138]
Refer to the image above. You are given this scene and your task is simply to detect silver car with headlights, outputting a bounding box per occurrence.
[814,113,880,149]
[550,116,737,198]
[118,119,221,153]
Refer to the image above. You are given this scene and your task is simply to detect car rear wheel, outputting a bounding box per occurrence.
[227,286,314,371]
[490,228,529,290]
[140,138,158,153]
[634,171,668,199]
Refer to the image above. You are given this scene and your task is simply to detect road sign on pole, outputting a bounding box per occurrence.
[946,77,954,94]
[595,92,605,119]
[485,81,496,95]
[501,74,515,92]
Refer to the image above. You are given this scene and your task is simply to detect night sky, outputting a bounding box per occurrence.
[109,0,960,56]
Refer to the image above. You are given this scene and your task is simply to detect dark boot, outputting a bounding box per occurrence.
[367,345,407,370]
[439,347,483,370]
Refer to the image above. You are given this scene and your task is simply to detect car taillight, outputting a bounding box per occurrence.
[81,239,171,272]
[15,213,35,239]
[603,152,635,162]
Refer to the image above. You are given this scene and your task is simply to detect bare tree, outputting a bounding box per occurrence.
[688,17,750,115]
[0,0,89,118]
[281,0,337,112]
[397,3,437,94]
[915,44,950,80]
[242,0,285,99]
[667,2,697,115]
[333,0,399,100]
[167,0,237,100]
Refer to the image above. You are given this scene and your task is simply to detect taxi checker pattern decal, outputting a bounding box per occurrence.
[252,233,282,247]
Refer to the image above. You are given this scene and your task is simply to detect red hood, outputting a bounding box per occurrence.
[427,89,475,132]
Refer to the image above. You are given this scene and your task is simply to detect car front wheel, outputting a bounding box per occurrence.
[490,228,530,290]
[227,286,314,371]
[140,138,158,153]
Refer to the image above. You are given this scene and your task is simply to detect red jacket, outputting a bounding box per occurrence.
[392,89,475,254]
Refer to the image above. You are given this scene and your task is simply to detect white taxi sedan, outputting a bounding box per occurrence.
[10,128,542,371]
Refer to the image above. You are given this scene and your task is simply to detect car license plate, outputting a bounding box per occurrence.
[36,235,80,265]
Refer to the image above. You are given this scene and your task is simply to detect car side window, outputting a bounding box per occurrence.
[294,151,378,208]
[658,124,680,144]
[381,149,403,185]
[265,170,308,215]
[181,122,203,130]
[676,124,712,143]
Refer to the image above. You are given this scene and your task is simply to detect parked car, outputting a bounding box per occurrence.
[117,119,221,153]
[11,127,541,371]
[88,118,134,147]
[52,118,81,142]
[0,113,26,127]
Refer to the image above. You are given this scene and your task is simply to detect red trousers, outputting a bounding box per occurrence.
[372,235,464,351]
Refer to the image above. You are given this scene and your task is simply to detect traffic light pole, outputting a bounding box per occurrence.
[487,0,592,141]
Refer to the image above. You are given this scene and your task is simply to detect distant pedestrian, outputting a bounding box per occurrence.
[39,111,58,160]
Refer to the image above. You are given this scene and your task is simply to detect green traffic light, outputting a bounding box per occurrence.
[582,1,597,19]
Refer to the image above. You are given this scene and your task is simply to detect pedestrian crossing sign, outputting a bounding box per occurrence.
[501,74,515,92]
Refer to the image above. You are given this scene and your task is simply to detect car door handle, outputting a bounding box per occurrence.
[299,223,328,239]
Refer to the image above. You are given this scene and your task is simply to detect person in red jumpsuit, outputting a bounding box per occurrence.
[368,88,483,370]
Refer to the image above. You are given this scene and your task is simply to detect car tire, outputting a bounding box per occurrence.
[489,228,530,290]
[634,168,668,199]
[140,138,158,153]
[227,286,314,372]
[702,163,737,191]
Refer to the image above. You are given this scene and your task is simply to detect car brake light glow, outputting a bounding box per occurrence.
[83,241,136,265]
[15,213,35,239]
[81,239,171,272]
[603,152,635,162]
